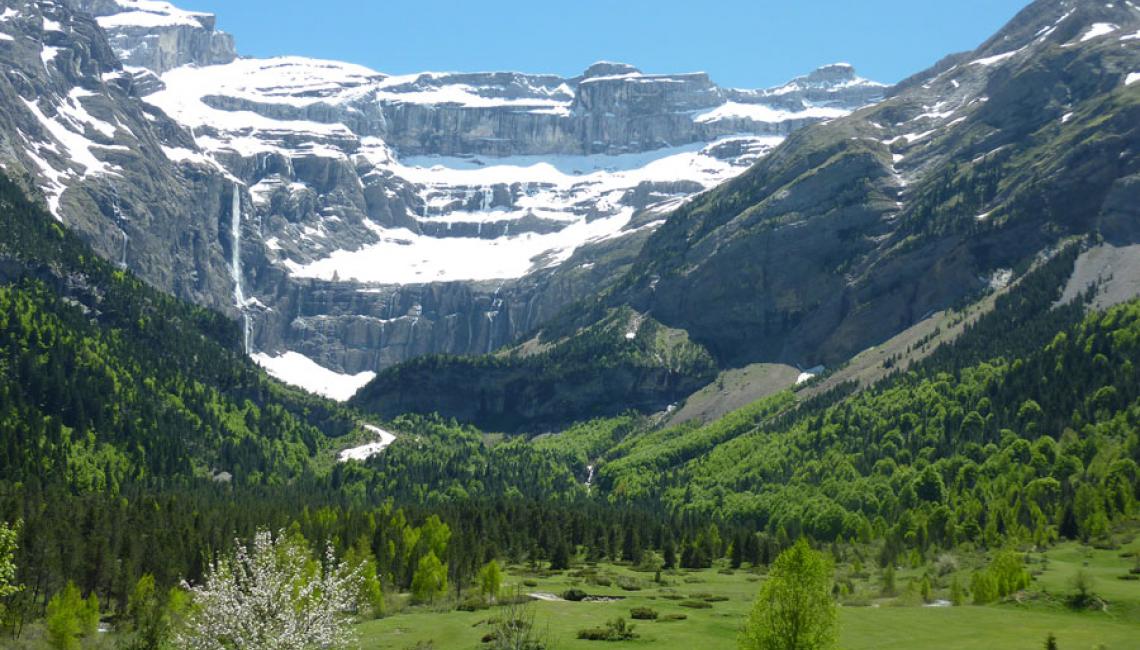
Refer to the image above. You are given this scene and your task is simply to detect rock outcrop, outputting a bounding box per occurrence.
[68,0,236,73]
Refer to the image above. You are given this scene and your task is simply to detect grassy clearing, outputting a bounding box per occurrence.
[358,539,1140,649]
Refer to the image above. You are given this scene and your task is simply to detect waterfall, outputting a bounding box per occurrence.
[230,183,250,354]
[486,312,496,354]
[119,229,129,269]
[231,183,244,307]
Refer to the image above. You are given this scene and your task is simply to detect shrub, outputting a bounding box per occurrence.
[577,618,638,641]
[678,599,712,609]
[629,607,658,620]
[522,579,539,588]
[658,613,688,622]
[458,596,489,611]
[616,576,642,591]
[563,589,588,602]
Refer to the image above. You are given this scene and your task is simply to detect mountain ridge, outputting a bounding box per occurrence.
[352,0,1140,429]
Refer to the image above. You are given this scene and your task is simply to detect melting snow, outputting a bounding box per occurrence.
[796,366,825,385]
[21,98,115,179]
[1080,23,1119,41]
[969,48,1023,66]
[284,207,638,284]
[693,102,847,124]
[337,424,396,462]
[96,0,209,28]
[252,351,376,401]
[1126,73,1140,86]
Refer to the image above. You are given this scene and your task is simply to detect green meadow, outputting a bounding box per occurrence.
[358,538,1140,649]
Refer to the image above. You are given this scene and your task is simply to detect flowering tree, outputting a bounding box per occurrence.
[177,529,362,650]
[0,520,19,601]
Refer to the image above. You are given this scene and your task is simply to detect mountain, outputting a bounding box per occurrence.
[0,0,885,400]
[0,167,362,488]
[354,0,1140,430]
[0,0,238,313]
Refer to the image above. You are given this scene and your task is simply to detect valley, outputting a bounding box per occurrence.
[0,0,1137,648]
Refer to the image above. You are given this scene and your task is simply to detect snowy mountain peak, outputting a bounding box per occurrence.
[68,0,235,72]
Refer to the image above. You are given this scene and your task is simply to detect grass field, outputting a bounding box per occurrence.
[358,537,1140,650]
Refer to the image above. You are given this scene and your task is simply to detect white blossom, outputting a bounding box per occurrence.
[177,529,361,650]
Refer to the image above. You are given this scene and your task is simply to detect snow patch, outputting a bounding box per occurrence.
[252,351,376,401]
[1079,22,1118,41]
[796,366,825,385]
[693,102,847,124]
[337,424,396,462]
[969,48,1023,66]
[1126,73,1140,86]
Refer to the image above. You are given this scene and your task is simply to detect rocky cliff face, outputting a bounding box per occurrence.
[0,0,237,314]
[36,0,883,393]
[1,0,886,399]
[68,0,236,73]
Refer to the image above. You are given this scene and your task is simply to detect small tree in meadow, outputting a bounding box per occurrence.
[478,559,503,602]
[739,538,837,650]
[412,551,448,604]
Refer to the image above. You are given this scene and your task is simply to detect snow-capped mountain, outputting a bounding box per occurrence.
[0,0,885,398]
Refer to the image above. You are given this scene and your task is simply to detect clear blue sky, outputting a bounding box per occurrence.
[177,0,1031,87]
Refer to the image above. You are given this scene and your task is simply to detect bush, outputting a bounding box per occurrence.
[658,613,688,622]
[616,576,642,591]
[563,589,588,602]
[678,599,712,609]
[522,580,539,588]
[629,607,658,620]
[1067,569,1098,610]
[577,617,638,641]
[458,596,489,611]
[591,576,612,587]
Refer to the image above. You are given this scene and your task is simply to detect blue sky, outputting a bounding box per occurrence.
[177,0,1031,87]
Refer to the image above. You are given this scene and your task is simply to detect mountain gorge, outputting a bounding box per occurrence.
[0,0,885,400]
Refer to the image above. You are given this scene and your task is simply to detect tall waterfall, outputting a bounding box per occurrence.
[230,183,251,353]
[231,184,244,306]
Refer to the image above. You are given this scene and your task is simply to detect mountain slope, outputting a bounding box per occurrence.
[355,0,1140,430]
[620,0,1140,369]
[0,169,361,487]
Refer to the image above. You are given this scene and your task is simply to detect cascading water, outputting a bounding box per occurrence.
[231,184,244,306]
[119,229,129,269]
[230,183,251,353]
